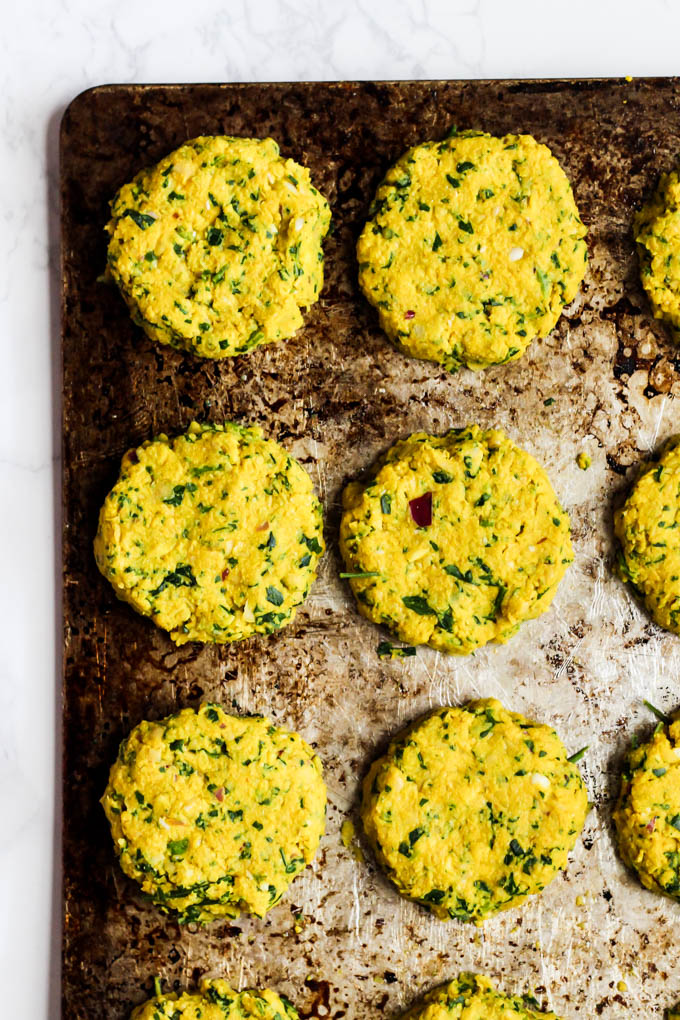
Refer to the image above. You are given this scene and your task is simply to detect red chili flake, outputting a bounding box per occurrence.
[409,492,432,527]
[127,449,139,464]
[404,310,415,320]
[214,787,224,802]
[646,816,657,834]
[221,567,230,580]
[255,520,270,532]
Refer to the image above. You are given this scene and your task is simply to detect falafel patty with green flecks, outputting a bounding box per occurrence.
[339,426,573,654]
[614,437,680,635]
[361,699,588,923]
[94,421,324,645]
[613,708,680,902]
[398,974,560,1020]
[357,130,587,372]
[131,979,300,1020]
[102,704,327,924]
[106,135,330,358]
[635,169,680,337]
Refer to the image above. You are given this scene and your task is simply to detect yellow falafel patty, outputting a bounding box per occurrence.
[614,437,680,635]
[635,170,680,336]
[357,130,587,371]
[613,708,680,901]
[106,135,331,358]
[94,421,324,645]
[361,699,588,923]
[339,426,573,654]
[398,974,560,1020]
[131,979,299,1020]
[102,704,326,924]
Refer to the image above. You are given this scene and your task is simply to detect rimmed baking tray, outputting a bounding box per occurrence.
[61,79,680,1018]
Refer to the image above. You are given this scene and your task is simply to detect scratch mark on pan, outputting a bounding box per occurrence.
[424,651,442,708]
[555,637,584,680]
[349,869,361,941]
[306,391,325,502]
[587,557,607,622]
[416,650,439,690]
[650,394,668,451]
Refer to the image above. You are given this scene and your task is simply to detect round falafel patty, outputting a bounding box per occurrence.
[94,421,324,645]
[106,135,330,358]
[615,437,680,636]
[398,974,560,1020]
[102,704,327,924]
[613,708,680,902]
[131,980,300,1020]
[339,426,573,654]
[361,699,588,923]
[357,130,587,371]
[635,169,680,336]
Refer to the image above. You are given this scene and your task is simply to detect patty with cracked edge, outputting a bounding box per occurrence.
[357,129,587,371]
[102,704,326,924]
[613,708,680,902]
[361,699,588,923]
[106,135,330,358]
[94,421,324,645]
[339,426,573,654]
[615,436,680,635]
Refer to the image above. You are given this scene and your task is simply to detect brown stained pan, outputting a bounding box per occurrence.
[61,80,680,1019]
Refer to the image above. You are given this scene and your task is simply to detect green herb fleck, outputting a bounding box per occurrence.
[644,700,671,725]
[124,209,156,230]
[402,595,436,615]
[377,641,416,659]
[150,563,197,596]
[266,586,284,606]
[167,838,189,857]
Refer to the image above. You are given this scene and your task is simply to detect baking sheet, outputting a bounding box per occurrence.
[61,79,680,1018]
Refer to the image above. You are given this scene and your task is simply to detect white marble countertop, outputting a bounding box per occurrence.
[1,0,679,1016]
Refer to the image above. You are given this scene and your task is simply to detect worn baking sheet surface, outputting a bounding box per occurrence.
[61,79,680,1019]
